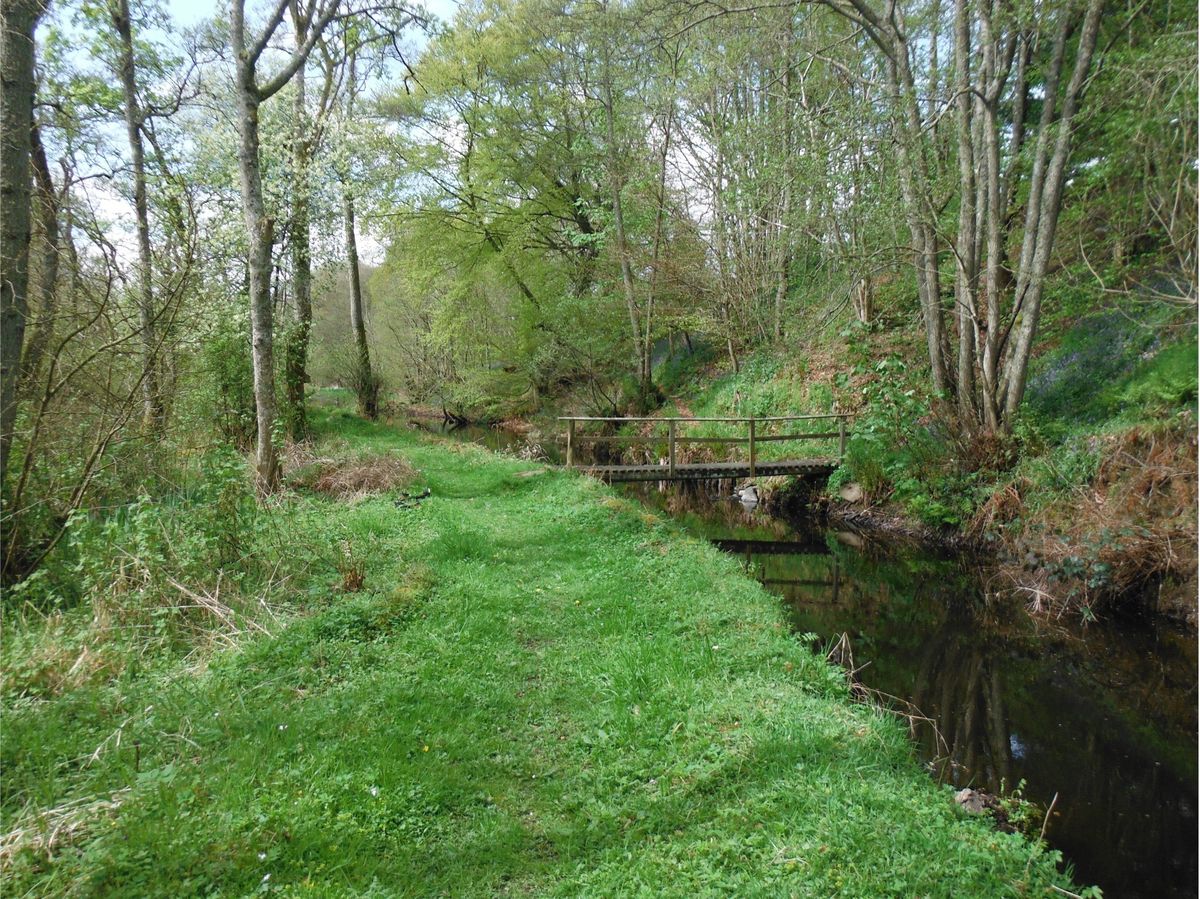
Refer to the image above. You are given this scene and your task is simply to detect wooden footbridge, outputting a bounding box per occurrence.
[558,414,851,483]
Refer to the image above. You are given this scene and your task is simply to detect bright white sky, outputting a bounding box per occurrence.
[164,0,461,31]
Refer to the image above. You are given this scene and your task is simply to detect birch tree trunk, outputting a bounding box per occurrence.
[112,0,162,431]
[228,0,342,492]
[233,72,279,490]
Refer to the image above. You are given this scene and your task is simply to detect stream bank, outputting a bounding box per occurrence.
[429,419,1199,899]
[627,480,1199,899]
[415,410,1198,625]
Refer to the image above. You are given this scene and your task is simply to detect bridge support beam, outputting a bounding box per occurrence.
[748,417,756,479]
[668,419,676,476]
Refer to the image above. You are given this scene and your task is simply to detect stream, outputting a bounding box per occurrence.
[421,419,1199,898]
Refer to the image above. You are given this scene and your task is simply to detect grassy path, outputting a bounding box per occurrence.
[2,411,1077,896]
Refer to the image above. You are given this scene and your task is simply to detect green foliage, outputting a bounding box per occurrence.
[201,309,256,450]
[1021,436,1101,493]
[1026,303,1196,428]
[835,356,988,527]
[60,447,259,636]
[1111,336,1198,412]
[653,342,715,394]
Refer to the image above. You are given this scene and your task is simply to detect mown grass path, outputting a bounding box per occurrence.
[2,411,1077,896]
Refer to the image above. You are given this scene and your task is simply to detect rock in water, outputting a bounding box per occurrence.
[839,482,864,503]
[835,531,864,549]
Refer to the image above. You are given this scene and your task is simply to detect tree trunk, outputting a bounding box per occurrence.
[233,73,280,491]
[112,0,162,431]
[646,51,678,394]
[886,36,950,396]
[599,30,646,395]
[1001,0,1104,424]
[20,121,57,393]
[773,13,795,342]
[0,0,44,494]
[228,0,341,493]
[952,0,977,422]
[344,187,376,419]
[283,3,312,439]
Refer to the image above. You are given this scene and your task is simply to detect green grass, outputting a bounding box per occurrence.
[1,409,1079,896]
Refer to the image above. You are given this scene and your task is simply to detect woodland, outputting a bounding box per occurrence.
[0,0,1196,892]
[1,0,1195,577]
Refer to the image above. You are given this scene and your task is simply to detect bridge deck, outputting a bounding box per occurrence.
[577,458,837,482]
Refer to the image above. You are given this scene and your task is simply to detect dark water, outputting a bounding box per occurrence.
[427,422,1199,897]
[630,483,1199,899]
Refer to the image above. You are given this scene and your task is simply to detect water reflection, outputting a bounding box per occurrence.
[624,482,1198,899]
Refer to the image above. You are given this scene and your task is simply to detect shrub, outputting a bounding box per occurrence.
[202,311,256,450]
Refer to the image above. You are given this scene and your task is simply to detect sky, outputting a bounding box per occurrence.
[164,0,461,31]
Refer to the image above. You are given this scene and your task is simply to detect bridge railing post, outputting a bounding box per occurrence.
[668,419,676,476]
[567,419,575,468]
[837,414,847,458]
[748,417,756,479]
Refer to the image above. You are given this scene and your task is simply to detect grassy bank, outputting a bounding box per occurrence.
[3,410,1079,896]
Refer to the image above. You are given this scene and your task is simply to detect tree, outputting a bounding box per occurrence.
[1,0,47,496]
[228,0,344,491]
[109,0,163,429]
[817,0,1106,432]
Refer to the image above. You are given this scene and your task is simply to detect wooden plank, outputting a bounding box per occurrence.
[752,432,842,442]
[576,458,838,483]
[572,434,661,443]
[573,432,844,444]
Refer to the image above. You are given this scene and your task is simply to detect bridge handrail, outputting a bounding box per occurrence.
[559,412,853,475]
[556,413,854,423]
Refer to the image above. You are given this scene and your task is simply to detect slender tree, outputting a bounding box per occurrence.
[110,0,163,429]
[1,0,47,494]
[228,0,343,491]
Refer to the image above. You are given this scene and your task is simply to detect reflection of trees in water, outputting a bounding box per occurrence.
[776,552,1017,794]
[620,484,1197,896]
[909,630,1012,792]
[654,498,1196,899]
